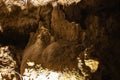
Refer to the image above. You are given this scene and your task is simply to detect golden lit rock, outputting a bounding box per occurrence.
[27,62,35,66]
[85,59,99,73]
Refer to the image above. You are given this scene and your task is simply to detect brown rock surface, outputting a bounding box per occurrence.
[0,0,120,80]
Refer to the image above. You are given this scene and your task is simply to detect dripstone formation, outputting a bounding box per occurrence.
[0,0,120,80]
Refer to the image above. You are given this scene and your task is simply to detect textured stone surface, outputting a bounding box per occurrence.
[0,0,120,80]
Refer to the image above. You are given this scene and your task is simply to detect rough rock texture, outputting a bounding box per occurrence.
[51,5,80,41]
[0,0,120,80]
[20,26,52,74]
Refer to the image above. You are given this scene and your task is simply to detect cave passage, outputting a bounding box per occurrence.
[0,0,120,80]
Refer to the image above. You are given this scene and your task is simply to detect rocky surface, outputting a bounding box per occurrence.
[0,0,120,80]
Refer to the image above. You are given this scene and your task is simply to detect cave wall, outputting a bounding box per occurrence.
[0,0,120,80]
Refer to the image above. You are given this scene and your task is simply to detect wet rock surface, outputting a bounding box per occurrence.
[0,0,120,80]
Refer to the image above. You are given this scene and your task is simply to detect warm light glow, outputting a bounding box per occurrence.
[77,52,99,77]
[22,63,85,80]
[0,46,99,80]
[85,59,99,73]
[27,62,35,66]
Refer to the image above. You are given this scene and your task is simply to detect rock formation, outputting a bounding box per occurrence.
[20,26,51,74]
[0,0,120,80]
